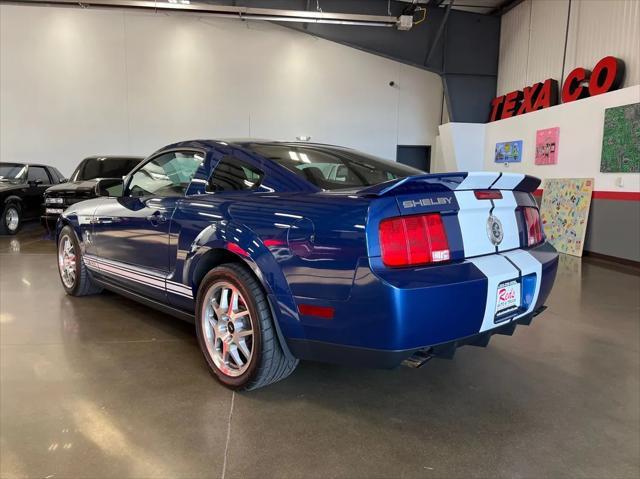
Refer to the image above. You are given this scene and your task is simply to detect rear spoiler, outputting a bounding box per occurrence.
[358,172,541,197]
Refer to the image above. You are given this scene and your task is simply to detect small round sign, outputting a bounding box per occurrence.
[486,215,504,246]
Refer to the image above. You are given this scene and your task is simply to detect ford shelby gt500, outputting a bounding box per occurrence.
[55,140,558,390]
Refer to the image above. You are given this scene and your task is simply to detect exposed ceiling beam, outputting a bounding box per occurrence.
[425,0,453,64]
[1,0,401,27]
[490,0,526,16]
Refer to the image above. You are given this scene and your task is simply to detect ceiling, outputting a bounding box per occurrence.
[420,0,518,15]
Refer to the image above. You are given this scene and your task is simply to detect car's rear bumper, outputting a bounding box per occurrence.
[288,306,547,368]
[284,242,558,365]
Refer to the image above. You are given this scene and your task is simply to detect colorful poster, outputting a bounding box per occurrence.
[494,140,523,163]
[600,102,640,173]
[540,178,594,257]
[535,127,560,165]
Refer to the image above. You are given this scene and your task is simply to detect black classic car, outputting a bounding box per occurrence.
[0,162,66,235]
[42,156,143,230]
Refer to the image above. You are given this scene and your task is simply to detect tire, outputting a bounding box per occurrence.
[195,263,298,390]
[0,202,22,235]
[57,225,103,296]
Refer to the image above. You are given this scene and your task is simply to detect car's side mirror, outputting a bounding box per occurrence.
[28,179,43,187]
[95,178,124,197]
[59,178,68,183]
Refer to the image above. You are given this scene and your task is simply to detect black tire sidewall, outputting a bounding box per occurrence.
[195,265,264,389]
[1,203,21,235]
[57,226,82,296]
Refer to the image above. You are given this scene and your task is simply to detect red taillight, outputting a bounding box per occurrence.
[523,207,543,246]
[379,213,450,267]
[474,190,503,200]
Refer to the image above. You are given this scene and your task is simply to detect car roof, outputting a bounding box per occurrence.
[83,156,145,161]
[0,161,55,168]
[165,139,353,152]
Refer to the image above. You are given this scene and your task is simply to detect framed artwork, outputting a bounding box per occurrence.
[540,178,594,257]
[535,127,559,165]
[600,102,640,173]
[494,140,523,163]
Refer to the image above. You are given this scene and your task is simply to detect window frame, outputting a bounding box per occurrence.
[205,155,265,194]
[124,148,206,199]
[26,165,53,185]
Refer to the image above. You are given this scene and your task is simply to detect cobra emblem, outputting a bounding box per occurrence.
[486,215,504,246]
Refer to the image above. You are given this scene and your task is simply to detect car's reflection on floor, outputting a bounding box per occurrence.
[1,226,638,479]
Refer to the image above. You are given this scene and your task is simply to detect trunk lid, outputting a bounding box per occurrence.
[361,172,541,260]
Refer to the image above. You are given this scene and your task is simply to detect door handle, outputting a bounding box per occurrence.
[146,211,167,226]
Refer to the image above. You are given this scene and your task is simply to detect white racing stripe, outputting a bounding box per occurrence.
[98,263,166,289]
[166,281,194,299]
[490,191,520,252]
[456,172,500,190]
[83,255,194,299]
[499,249,542,318]
[490,173,525,190]
[454,190,495,257]
[469,249,543,333]
[468,254,520,332]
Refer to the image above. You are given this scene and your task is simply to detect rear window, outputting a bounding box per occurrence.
[72,157,141,181]
[248,144,422,191]
[207,157,263,193]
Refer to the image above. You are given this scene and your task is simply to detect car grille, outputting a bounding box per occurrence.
[45,191,93,208]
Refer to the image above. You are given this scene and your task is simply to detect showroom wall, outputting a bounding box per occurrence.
[434,0,640,262]
[495,0,640,262]
[497,0,640,96]
[483,86,640,262]
[0,4,444,175]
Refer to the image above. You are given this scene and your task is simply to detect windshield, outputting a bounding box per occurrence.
[248,144,423,191]
[0,163,27,181]
[71,157,141,181]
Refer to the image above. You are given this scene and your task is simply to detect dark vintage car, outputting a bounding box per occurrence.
[42,156,143,230]
[0,162,66,235]
[55,140,558,391]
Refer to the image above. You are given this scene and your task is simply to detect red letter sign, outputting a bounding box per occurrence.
[589,56,625,96]
[502,90,523,118]
[532,79,558,111]
[517,83,542,115]
[562,67,591,103]
[489,96,505,122]
[488,57,624,121]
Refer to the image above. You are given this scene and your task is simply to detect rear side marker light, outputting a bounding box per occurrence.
[523,207,543,246]
[379,213,450,267]
[298,304,335,320]
[474,190,503,200]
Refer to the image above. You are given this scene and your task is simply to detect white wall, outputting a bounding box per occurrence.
[483,85,640,192]
[0,5,444,176]
[437,85,640,193]
[435,123,485,173]
[497,0,639,96]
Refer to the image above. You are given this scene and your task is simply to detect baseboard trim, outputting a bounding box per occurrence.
[583,251,640,274]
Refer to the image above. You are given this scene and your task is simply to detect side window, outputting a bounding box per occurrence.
[207,157,263,193]
[127,151,203,198]
[27,166,51,185]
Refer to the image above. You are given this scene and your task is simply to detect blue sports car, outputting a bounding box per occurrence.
[55,140,558,390]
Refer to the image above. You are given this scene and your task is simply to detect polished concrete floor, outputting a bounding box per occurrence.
[1,223,639,479]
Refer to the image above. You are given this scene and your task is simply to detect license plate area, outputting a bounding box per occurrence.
[494,279,521,322]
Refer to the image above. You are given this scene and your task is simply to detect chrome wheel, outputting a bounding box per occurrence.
[5,206,19,232]
[201,281,254,377]
[58,235,76,289]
